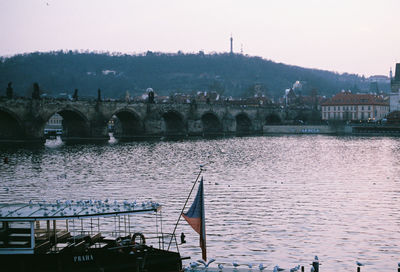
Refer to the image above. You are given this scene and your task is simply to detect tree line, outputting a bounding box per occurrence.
[0,50,386,100]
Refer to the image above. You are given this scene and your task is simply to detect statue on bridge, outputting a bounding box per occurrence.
[148,89,155,104]
[125,91,130,102]
[73,89,78,101]
[32,82,40,99]
[6,82,13,99]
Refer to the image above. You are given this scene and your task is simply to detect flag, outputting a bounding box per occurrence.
[182,177,206,261]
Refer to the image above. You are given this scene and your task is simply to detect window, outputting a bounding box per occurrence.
[368,106,371,110]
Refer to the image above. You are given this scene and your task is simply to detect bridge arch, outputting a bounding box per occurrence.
[111,109,144,140]
[44,108,90,140]
[265,113,282,125]
[162,110,186,136]
[0,108,25,140]
[235,112,252,135]
[201,112,222,136]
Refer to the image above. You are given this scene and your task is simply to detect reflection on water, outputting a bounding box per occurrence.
[45,136,64,148]
[108,132,117,144]
[1,135,400,271]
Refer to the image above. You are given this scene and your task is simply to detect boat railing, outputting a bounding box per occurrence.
[73,230,181,252]
[32,229,181,254]
[158,232,180,252]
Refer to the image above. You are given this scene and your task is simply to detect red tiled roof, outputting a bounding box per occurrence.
[321,92,388,106]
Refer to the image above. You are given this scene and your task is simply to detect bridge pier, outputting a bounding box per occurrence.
[0,105,46,145]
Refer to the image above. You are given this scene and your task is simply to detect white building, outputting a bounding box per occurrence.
[46,113,62,128]
[44,113,63,136]
[321,92,389,121]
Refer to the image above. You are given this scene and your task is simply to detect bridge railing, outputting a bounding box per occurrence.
[0,96,283,109]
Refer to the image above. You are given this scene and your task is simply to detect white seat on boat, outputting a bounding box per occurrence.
[89,242,108,249]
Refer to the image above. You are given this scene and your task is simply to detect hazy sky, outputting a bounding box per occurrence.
[1,0,399,76]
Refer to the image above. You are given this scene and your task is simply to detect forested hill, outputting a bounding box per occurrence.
[0,51,381,99]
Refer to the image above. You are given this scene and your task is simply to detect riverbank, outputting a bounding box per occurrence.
[263,125,336,135]
[263,124,400,136]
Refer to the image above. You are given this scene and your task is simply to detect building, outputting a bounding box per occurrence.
[321,91,389,121]
[366,75,390,84]
[45,113,63,128]
[44,113,63,137]
[282,86,322,110]
[390,63,400,112]
[391,64,400,92]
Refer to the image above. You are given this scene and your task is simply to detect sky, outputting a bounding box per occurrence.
[0,0,399,76]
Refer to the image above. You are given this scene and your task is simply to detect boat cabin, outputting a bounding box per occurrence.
[0,200,183,272]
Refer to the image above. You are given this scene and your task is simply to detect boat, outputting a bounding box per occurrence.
[0,200,183,272]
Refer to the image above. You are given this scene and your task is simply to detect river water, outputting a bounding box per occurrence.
[1,135,400,271]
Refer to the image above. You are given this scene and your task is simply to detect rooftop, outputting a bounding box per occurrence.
[321,92,388,106]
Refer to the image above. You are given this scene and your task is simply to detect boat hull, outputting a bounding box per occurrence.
[0,247,182,272]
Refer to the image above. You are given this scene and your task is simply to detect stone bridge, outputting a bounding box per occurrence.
[0,98,301,144]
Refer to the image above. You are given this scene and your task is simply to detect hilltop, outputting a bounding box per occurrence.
[0,51,389,99]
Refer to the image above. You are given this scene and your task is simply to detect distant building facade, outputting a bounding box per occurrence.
[366,75,390,84]
[44,113,63,137]
[390,63,400,112]
[284,88,297,106]
[321,92,389,121]
[45,113,63,129]
[282,85,322,110]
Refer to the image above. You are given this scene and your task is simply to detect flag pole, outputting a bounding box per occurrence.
[167,165,204,250]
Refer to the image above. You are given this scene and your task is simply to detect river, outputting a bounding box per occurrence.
[1,135,399,271]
